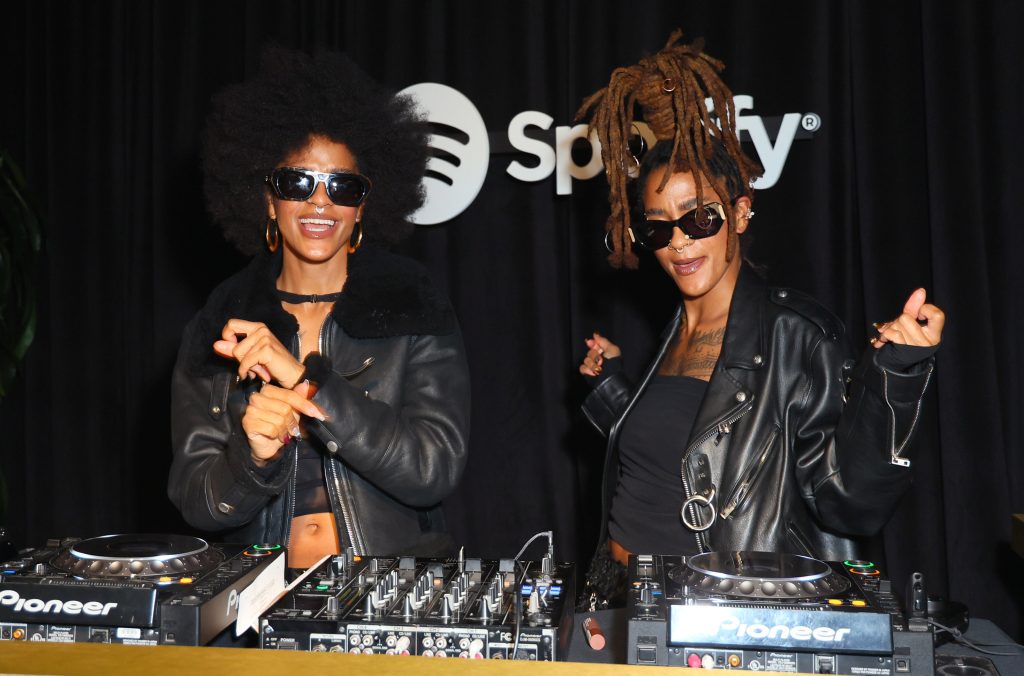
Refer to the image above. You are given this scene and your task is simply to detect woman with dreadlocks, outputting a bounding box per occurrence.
[576,31,944,607]
[168,48,470,570]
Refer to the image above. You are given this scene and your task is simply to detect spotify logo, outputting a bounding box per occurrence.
[400,83,817,224]
[400,82,490,225]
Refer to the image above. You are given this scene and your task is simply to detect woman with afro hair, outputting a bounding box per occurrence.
[575,31,944,608]
[168,48,470,567]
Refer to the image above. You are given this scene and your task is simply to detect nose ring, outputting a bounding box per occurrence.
[668,238,693,253]
[314,204,326,215]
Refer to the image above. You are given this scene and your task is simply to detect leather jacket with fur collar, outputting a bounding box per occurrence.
[582,265,934,561]
[167,246,470,556]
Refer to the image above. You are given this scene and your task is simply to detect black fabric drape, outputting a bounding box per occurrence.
[1,0,1020,639]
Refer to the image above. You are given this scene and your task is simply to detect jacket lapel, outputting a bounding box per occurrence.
[688,265,767,448]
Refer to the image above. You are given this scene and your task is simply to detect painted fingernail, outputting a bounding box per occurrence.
[872,322,884,331]
[280,434,291,445]
[290,425,301,438]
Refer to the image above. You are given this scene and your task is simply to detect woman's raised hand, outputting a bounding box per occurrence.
[872,288,945,348]
[214,319,306,388]
[580,332,622,377]
[242,384,325,464]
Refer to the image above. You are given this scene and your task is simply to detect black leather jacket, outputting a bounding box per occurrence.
[167,247,470,556]
[583,266,934,561]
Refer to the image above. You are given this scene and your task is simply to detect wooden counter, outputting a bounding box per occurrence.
[0,641,786,675]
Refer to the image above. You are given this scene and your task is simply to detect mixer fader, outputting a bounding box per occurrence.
[260,551,574,660]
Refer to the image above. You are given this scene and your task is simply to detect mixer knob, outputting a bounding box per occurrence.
[478,596,492,621]
[402,595,414,618]
[331,556,346,578]
[326,595,340,615]
[364,591,378,617]
[527,590,540,615]
[441,594,453,620]
[492,587,503,611]
[34,563,48,575]
[451,586,462,607]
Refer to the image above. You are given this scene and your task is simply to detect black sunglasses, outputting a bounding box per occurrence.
[266,167,372,207]
[631,202,728,249]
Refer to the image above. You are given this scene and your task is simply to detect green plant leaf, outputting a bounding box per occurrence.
[0,149,43,401]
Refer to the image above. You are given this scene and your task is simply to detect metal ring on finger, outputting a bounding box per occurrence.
[681,485,717,532]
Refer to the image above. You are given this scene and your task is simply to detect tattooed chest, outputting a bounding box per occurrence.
[659,325,726,381]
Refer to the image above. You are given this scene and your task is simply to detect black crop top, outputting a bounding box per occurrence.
[293,442,330,517]
[608,374,708,556]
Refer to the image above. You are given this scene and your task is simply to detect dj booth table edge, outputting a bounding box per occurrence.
[0,642,713,676]
[0,617,1018,675]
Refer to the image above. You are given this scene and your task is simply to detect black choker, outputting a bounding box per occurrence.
[275,289,343,304]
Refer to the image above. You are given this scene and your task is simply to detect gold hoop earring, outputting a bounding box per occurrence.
[348,220,363,253]
[265,219,280,252]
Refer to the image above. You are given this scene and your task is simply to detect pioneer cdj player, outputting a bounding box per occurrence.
[627,551,935,674]
[260,551,575,660]
[0,534,283,646]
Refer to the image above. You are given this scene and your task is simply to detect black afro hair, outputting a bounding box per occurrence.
[202,47,428,255]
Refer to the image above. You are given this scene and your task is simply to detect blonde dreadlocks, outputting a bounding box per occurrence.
[576,29,762,268]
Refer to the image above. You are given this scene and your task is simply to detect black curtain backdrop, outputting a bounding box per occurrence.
[2,0,1022,640]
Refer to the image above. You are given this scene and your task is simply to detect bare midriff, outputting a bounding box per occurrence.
[608,537,632,567]
[288,512,341,568]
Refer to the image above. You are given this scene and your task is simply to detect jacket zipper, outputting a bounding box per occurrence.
[338,357,374,379]
[719,426,779,520]
[314,316,365,554]
[884,365,934,462]
[317,320,328,360]
[281,333,304,547]
[326,456,363,554]
[679,400,753,552]
[283,445,298,546]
